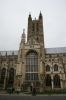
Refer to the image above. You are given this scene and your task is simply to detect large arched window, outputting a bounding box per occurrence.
[25,50,38,80]
[54,64,58,71]
[45,74,51,86]
[53,74,60,88]
[46,65,50,72]
[0,68,6,83]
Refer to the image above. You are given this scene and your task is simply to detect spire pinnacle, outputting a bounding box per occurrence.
[39,11,42,19]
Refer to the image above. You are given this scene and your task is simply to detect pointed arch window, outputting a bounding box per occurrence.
[0,68,6,87]
[53,74,60,88]
[46,65,50,72]
[8,68,14,87]
[45,74,51,86]
[54,64,58,71]
[25,50,38,80]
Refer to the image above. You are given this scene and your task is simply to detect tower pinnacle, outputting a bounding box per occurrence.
[39,11,42,19]
[21,29,26,44]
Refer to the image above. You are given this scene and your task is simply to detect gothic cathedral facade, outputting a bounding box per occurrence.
[0,12,66,92]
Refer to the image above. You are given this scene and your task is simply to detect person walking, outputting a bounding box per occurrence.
[32,85,36,96]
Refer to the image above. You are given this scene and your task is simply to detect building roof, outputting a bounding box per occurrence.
[0,47,66,56]
[0,51,18,56]
[45,47,66,54]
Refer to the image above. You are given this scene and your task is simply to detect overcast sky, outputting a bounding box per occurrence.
[0,0,66,51]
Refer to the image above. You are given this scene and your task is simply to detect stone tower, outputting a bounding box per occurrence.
[16,12,45,92]
[27,12,44,46]
[27,12,45,61]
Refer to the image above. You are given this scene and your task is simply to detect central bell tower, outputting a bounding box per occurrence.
[16,12,45,92]
[27,12,44,46]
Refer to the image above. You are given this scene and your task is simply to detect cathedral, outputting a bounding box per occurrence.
[0,12,66,93]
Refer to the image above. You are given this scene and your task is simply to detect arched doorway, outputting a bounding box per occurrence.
[45,74,51,87]
[53,74,60,88]
[0,68,6,89]
[7,68,14,89]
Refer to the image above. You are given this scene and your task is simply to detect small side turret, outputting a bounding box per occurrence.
[19,29,26,49]
[21,29,26,44]
[39,11,43,19]
[28,13,32,20]
[27,13,32,41]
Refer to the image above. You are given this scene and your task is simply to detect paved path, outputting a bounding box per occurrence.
[0,93,66,100]
[0,94,66,100]
[0,93,66,96]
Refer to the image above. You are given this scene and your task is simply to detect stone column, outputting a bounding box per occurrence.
[51,75,54,89]
[60,79,63,89]
[61,81,63,89]
[3,79,5,89]
[40,81,43,92]
[60,74,63,89]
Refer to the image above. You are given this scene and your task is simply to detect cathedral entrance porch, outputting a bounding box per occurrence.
[21,81,40,93]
